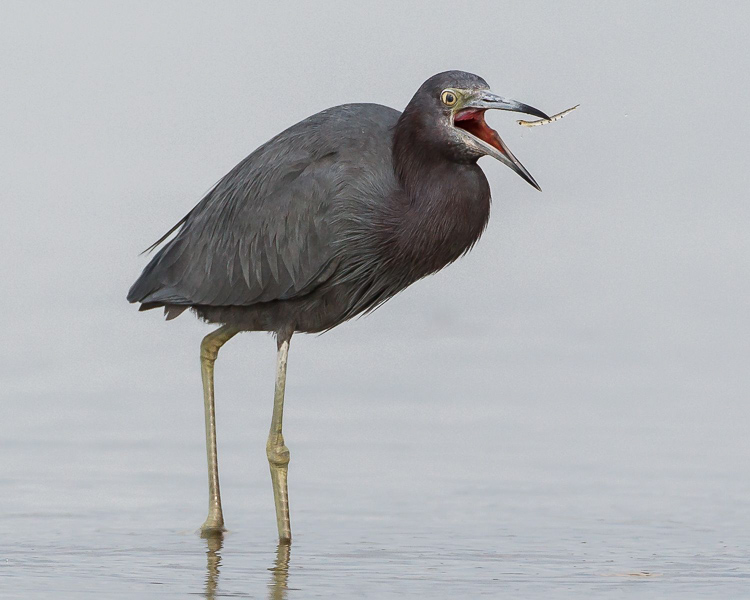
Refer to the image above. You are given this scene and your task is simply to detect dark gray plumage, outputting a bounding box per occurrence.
[127,71,549,541]
[127,71,547,333]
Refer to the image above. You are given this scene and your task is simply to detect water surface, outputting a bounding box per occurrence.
[3,370,748,598]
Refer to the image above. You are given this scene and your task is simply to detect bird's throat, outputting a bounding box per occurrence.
[388,110,491,276]
[388,161,491,277]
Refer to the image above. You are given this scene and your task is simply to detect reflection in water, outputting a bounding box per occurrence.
[202,535,291,600]
[267,543,291,600]
[203,534,223,599]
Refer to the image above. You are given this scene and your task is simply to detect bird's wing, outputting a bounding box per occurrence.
[128,139,348,308]
[128,103,400,309]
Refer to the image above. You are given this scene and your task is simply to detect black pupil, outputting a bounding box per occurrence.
[446,93,454,103]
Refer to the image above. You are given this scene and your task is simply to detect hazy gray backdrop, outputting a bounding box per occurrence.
[1,1,748,598]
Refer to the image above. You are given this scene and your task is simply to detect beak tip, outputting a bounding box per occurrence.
[522,172,542,192]
[530,108,551,121]
[523,173,542,191]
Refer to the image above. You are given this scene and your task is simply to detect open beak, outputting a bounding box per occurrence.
[453,91,549,191]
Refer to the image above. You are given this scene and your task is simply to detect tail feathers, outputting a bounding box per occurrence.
[165,305,188,320]
[129,234,191,320]
[133,301,189,320]
[138,302,161,311]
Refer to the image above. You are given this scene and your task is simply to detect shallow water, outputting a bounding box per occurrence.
[3,359,749,598]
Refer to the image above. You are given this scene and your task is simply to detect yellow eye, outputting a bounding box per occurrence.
[441,89,458,106]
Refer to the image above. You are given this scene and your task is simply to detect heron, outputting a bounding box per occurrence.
[128,70,549,543]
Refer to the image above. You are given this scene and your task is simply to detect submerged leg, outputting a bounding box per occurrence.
[199,325,239,536]
[267,331,293,543]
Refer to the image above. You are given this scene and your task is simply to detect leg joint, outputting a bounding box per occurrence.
[200,337,220,362]
[267,442,290,467]
[201,328,235,361]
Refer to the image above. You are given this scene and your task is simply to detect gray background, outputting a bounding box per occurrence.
[1,1,748,598]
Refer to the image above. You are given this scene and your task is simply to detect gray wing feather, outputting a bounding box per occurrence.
[128,103,400,309]
[129,142,343,306]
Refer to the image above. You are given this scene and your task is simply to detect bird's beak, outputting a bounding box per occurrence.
[467,91,549,121]
[454,91,549,191]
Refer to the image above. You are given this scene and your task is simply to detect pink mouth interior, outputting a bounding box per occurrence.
[454,108,507,156]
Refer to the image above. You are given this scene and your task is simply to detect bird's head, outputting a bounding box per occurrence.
[400,70,549,190]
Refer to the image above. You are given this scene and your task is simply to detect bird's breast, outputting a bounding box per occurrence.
[383,173,491,281]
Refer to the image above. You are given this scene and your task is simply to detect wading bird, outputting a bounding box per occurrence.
[128,71,549,543]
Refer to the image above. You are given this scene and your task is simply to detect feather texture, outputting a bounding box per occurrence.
[128,104,399,312]
[128,71,497,334]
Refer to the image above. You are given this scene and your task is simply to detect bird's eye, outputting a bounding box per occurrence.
[441,90,458,106]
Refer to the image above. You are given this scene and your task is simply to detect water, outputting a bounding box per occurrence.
[3,341,749,597]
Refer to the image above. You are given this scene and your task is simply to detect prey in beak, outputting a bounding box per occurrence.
[449,90,549,190]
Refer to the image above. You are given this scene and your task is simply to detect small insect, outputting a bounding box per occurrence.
[518,104,579,127]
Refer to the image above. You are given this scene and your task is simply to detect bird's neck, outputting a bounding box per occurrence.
[385,126,491,275]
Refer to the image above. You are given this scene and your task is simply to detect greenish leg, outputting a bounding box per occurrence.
[267,333,292,543]
[199,325,239,537]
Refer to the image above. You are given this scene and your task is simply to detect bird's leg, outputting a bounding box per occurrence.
[199,325,239,537]
[267,331,293,543]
